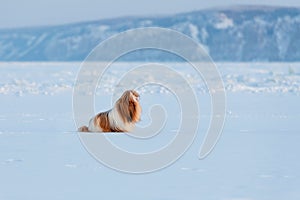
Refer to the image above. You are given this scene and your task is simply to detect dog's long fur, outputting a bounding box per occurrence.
[78,90,141,132]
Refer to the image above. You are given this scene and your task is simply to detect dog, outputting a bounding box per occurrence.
[78,90,141,132]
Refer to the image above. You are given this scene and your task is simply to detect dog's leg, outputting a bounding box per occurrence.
[78,126,90,132]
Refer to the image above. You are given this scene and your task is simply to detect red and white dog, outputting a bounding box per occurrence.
[78,90,141,132]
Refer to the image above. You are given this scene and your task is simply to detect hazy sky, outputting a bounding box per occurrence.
[1,0,300,28]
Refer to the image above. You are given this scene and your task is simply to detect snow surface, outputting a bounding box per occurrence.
[0,62,299,200]
[1,62,300,96]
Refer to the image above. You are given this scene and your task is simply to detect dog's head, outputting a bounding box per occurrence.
[116,90,141,123]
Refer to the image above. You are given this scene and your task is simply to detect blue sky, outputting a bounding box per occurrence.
[1,0,300,28]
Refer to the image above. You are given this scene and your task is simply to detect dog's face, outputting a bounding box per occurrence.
[117,90,141,123]
[129,90,140,103]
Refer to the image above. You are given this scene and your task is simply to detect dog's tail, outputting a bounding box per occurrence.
[78,126,90,132]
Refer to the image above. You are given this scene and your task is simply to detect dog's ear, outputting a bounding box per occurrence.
[116,91,131,123]
[128,90,141,122]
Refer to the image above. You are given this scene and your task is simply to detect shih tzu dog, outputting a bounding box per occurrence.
[78,90,141,132]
